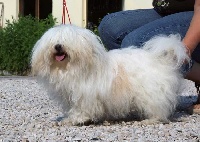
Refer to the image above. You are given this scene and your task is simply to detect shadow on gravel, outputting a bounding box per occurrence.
[52,95,198,126]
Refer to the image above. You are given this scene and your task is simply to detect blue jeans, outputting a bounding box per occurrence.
[98,9,200,62]
[98,9,200,74]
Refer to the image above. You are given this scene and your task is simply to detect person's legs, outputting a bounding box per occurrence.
[98,9,162,50]
[120,11,200,76]
[186,47,200,110]
[121,11,193,48]
[120,11,200,111]
[186,62,200,84]
[99,10,200,111]
[186,62,200,112]
[99,10,199,68]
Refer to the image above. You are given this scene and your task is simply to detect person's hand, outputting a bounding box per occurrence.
[182,39,193,65]
[185,45,191,58]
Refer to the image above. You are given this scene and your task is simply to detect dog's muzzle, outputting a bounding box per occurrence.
[54,44,67,61]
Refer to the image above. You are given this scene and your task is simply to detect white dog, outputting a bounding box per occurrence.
[31,24,189,125]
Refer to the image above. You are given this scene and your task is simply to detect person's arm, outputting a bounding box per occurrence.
[183,0,200,55]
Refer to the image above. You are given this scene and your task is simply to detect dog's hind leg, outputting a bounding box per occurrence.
[60,110,92,126]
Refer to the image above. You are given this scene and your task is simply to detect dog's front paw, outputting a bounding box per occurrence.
[59,118,74,126]
[140,118,169,125]
[59,115,92,126]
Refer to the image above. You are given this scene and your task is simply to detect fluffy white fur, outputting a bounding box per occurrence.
[31,24,189,125]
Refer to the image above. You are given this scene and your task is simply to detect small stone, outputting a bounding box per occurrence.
[22,138,29,142]
[103,121,110,126]
[53,121,59,127]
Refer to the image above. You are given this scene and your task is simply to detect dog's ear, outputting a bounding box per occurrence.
[31,38,51,77]
[78,29,106,54]
[31,40,43,76]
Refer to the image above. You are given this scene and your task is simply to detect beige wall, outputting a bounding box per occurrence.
[123,0,152,10]
[52,0,87,27]
[0,0,152,28]
[54,0,152,27]
[0,0,19,27]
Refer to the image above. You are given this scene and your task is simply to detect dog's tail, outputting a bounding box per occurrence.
[142,34,190,69]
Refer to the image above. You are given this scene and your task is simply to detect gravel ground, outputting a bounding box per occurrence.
[0,77,200,142]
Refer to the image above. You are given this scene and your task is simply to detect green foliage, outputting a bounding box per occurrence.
[0,15,56,75]
[87,18,102,36]
[93,25,99,35]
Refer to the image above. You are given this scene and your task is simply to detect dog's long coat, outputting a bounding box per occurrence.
[31,24,189,125]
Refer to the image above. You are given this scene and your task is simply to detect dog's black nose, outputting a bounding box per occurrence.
[55,44,62,52]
